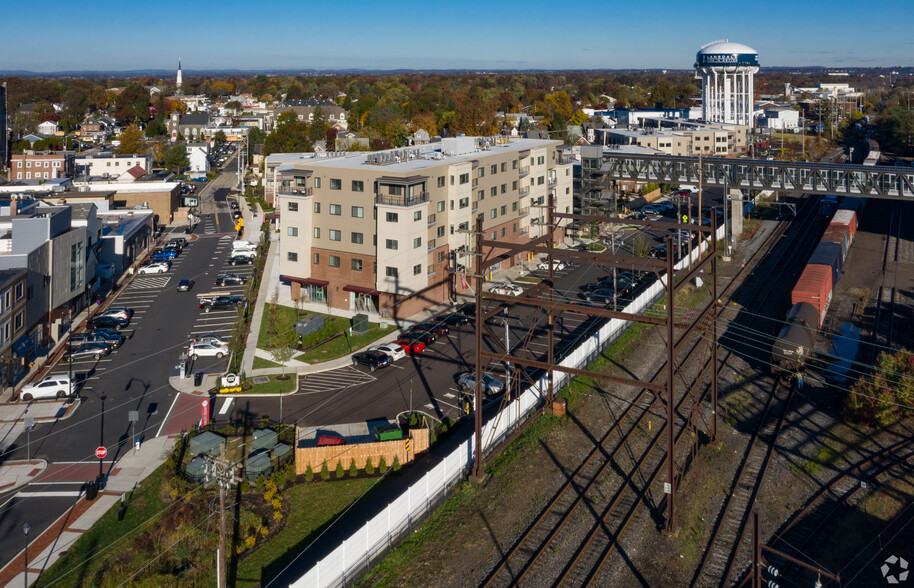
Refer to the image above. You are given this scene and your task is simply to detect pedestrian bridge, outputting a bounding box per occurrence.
[600,153,914,200]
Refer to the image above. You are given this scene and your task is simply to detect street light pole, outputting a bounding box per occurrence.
[98,394,106,487]
[22,521,30,588]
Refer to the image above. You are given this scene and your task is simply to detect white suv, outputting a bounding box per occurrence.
[20,374,75,401]
[139,261,170,274]
[189,341,229,360]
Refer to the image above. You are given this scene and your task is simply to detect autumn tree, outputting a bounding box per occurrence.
[113,83,151,124]
[264,111,311,154]
[116,124,145,155]
[451,89,498,136]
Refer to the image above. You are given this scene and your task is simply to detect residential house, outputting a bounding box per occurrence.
[9,150,75,181]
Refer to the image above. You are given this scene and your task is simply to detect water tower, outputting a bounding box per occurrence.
[695,40,759,126]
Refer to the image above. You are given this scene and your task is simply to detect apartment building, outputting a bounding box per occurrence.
[9,150,75,181]
[275,136,573,319]
[596,122,748,156]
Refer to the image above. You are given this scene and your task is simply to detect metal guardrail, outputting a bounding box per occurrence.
[374,192,430,207]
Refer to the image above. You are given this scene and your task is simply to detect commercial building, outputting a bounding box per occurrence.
[9,150,75,181]
[595,121,749,156]
[274,137,573,319]
[74,153,153,180]
[0,267,29,388]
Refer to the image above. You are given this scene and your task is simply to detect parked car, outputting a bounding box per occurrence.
[585,288,616,305]
[227,255,252,266]
[20,374,75,401]
[439,313,469,327]
[368,343,407,362]
[394,339,426,355]
[456,372,505,396]
[402,330,436,346]
[413,322,449,336]
[88,315,129,330]
[66,342,112,361]
[215,274,248,286]
[230,249,256,259]
[70,331,124,348]
[189,341,229,360]
[168,237,188,248]
[100,307,133,320]
[200,296,245,312]
[537,260,566,271]
[150,249,178,262]
[352,350,391,372]
[139,261,170,274]
[191,333,229,346]
[177,278,195,292]
[490,283,522,296]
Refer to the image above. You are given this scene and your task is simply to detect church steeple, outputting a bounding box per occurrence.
[176,58,183,89]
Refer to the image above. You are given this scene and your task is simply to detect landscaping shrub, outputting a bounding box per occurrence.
[349,458,358,477]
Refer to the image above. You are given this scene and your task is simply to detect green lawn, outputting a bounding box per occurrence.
[32,467,171,587]
[253,356,281,369]
[295,322,398,364]
[239,375,298,395]
[258,304,305,350]
[234,477,380,588]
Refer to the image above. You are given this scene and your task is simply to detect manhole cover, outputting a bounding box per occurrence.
[253,376,270,384]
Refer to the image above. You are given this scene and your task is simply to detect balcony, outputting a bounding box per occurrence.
[375,191,430,207]
[427,213,436,227]
[518,185,530,196]
[560,157,576,165]
[518,165,531,177]
[518,206,530,217]
[427,238,437,251]
[279,186,312,197]
[518,227,529,237]
[548,177,557,188]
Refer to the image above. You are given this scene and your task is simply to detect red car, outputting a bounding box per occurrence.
[394,339,426,355]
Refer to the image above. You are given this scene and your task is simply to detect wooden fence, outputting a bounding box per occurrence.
[295,428,430,474]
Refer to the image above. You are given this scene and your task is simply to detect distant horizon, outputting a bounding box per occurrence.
[3,0,913,72]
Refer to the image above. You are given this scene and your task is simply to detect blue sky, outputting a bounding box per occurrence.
[2,0,913,72]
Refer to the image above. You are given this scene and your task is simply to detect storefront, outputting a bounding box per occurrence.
[343,285,379,315]
[282,276,328,306]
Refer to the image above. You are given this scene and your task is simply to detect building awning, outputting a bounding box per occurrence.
[343,285,379,295]
[376,175,428,186]
[12,334,34,357]
[280,275,328,287]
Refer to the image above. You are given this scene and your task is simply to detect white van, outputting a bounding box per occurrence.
[232,240,256,251]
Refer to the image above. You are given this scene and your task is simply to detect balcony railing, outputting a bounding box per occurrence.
[548,177,557,188]
[518,185,530,196]
[560,157,576,165]
[427,238,437,251]
[427,213,436,227]
[518,165,531,177]
[375,191,430,207]
[518,227,529,237]
[279,186,313,196]
[518,206,530,217]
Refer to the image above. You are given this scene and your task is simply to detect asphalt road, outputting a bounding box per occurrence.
[0,171,239,571]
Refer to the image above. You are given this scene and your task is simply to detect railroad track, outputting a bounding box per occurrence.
[481,199,811,587]
[873,203,901,352]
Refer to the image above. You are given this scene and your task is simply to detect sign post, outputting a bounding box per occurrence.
[95,446,107,460]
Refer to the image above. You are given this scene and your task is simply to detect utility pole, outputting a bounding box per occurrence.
[472,214,484,480]
[204,444,237,588]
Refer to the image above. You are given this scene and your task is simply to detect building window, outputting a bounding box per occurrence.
[385,266,398,277]
[386,212,398,223]
[15,283,23,300]
[513,160,518,169]
[437,176,445,188]
[352,206,364,218]
[314,202,321,213]
[491,164,497,174]
[288,252,299,262]
[386,239,398,250]
[313,228,320,238]
[329,255,340,267]
[330,178,341,190]
[450,175,455,186]
[513,222,518,232]
[538,156,545,165]
[14,312,22,331]
[437,251,446,263]
[314,177,321,188]
[287,227,298,237]
[413,264,422,275]
[413,237,422,248]
[413,210,422,221]
[351,258,363,271]
[512,180,518,190]
[459,197,469,209]
[501,184,507,194]
[329,229,341,241]
[478,190,484,201]
[437,201,445,213]
[491,231,497,239]
[478,168,484,178]
[490,187,497,197]
[501,162,507,172]
[287,201,298,211]
[351,232,364,244]
[490,209,497,219]
[537,176,544,185]
[330,204,341,215]
[437,226,445,238]
[501,205,507,215]
[351,180,364,192]
[459,173,469,184]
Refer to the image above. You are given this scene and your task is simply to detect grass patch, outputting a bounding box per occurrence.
[32,466,171,588]
[236,477,378,588]
[253,356,281,369]
[238,374,298,395]
[257,304,305,349]
[356,481,480,588]
[295,322,397,364]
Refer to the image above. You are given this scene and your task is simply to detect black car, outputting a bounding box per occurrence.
[439,313,469,327]
[88,315,129,330]
[177,278,195,292]
[351,350,390,372]
[402,330,436,345]
[231,210,242,220]
[200,296,245,312]
[66,342,112,360]
[215,273,248,286]
[227,256,252,266]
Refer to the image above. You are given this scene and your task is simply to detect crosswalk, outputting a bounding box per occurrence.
[298,366,377,394]
[202,213,217,234]
[128,276,171,290]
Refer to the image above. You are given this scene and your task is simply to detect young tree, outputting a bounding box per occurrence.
[266,305,298,378]
[163,143,189,172]
[116,123,145,155]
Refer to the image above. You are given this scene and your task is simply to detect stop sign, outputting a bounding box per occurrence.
[95,446,107,459]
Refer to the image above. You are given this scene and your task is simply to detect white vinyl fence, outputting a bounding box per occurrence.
[292,225,725,588]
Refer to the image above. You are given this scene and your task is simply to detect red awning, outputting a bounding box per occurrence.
[343,285,379,295]
[281,275,328,287]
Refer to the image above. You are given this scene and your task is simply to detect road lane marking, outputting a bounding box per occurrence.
[156,393,181,438]
[218,398,234,415]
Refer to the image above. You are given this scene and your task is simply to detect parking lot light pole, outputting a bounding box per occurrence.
[22,521,30,587]
[98,394,106,486]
